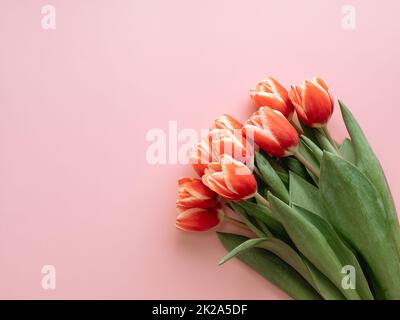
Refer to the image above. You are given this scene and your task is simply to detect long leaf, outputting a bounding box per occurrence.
[293,205,373,300]
[301,258,346,300]
[228,202,265,238]
[217,232,322,300]
[255,152,289,203]
[300,135,323,162]
[339,138,356,163]
[236,200,288,240]
[297,139,320,184]
[219,237,267,265]
[268,193,372,300]
[289,171,326,219]
[339,101,399,245]
[320,152,400,299]
[258,237,346,300]
[284,157,312,183]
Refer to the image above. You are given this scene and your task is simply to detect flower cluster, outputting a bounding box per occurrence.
[174,74,400,301]
[175,76,334,232]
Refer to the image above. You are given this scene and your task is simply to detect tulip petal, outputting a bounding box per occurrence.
[178,177,195,186]
[203,171,238,200]
[214,114,243,130]
[302,80,333,127]
[184,180,215,199]
[263,108,299,152]
[314,77,334,108]
[220,155,257,200]
[176,177,218,209]
[175,207,221,232]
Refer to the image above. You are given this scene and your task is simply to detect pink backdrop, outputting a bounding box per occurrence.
[0,0,399,299]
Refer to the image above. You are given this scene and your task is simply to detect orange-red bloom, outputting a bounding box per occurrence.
[214,114,243,131]
[189,129,252,176]
[289,77,334,128]
[176,177,218,209]
[175,177,221,232]
[175,205,222,232]
[249,77,294,118]
[244,107,299,157]
[202,155,257,201]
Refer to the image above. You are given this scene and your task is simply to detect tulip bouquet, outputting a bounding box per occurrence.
[175,77,400,300]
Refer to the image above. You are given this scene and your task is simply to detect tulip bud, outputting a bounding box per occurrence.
[189,129,253,176]
[244,107,299,157]
[175,177,221,232]
[175,205,222,232]
[202,154,257,201]
[289,77,334,128]
[214,114,243,131]
[249,77,294,118]
[176,177,218,209]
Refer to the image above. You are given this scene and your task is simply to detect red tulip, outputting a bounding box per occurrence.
[175,205,222,232]
[176,177,218,209]
[214,114,243,131]
[249,77,294,118]
[189,129,253,176]
[289,77,334,128]
[244,107,299,157]
[202,154,257,201]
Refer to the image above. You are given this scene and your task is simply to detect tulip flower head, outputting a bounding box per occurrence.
[244,107,299,157]
[249,77,294,118]
[175,205,222,232]
[175,177,222,232]
[176,176,218,209]
[189,129,253,176]
[214,114,243,131]
[289,77,334,128]
[202,154,257,201]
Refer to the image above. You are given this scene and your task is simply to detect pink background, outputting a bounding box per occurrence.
[0,0,399,299]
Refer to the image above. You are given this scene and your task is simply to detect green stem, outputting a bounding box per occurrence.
[254,192,271,208]
[237,212,266,238]
[321,126,340,154]
[294,151,320,178]
[256,219,273,237]
[290,119,304,134]
[223,215,250,230]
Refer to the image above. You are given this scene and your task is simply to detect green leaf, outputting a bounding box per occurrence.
[339,101,399,243]
[320,152,400,299]
[259,151,290,187]
[268,193,373,300]
[218,226,345,299]
[300,258,346,300]
[289,172,326,219]
[255,152,289,203]
[300,135,323,162]
[228,202,265,238]
[236,200,288,240]
[219,237,267,265]
[284,157,312,183]
[314,128,338,154]
[294,205,373,300]
[297,139,320,184]
[339,138,356,163]
[300,123,320,146]
[258,237,345,300]
[217,232,322,300]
